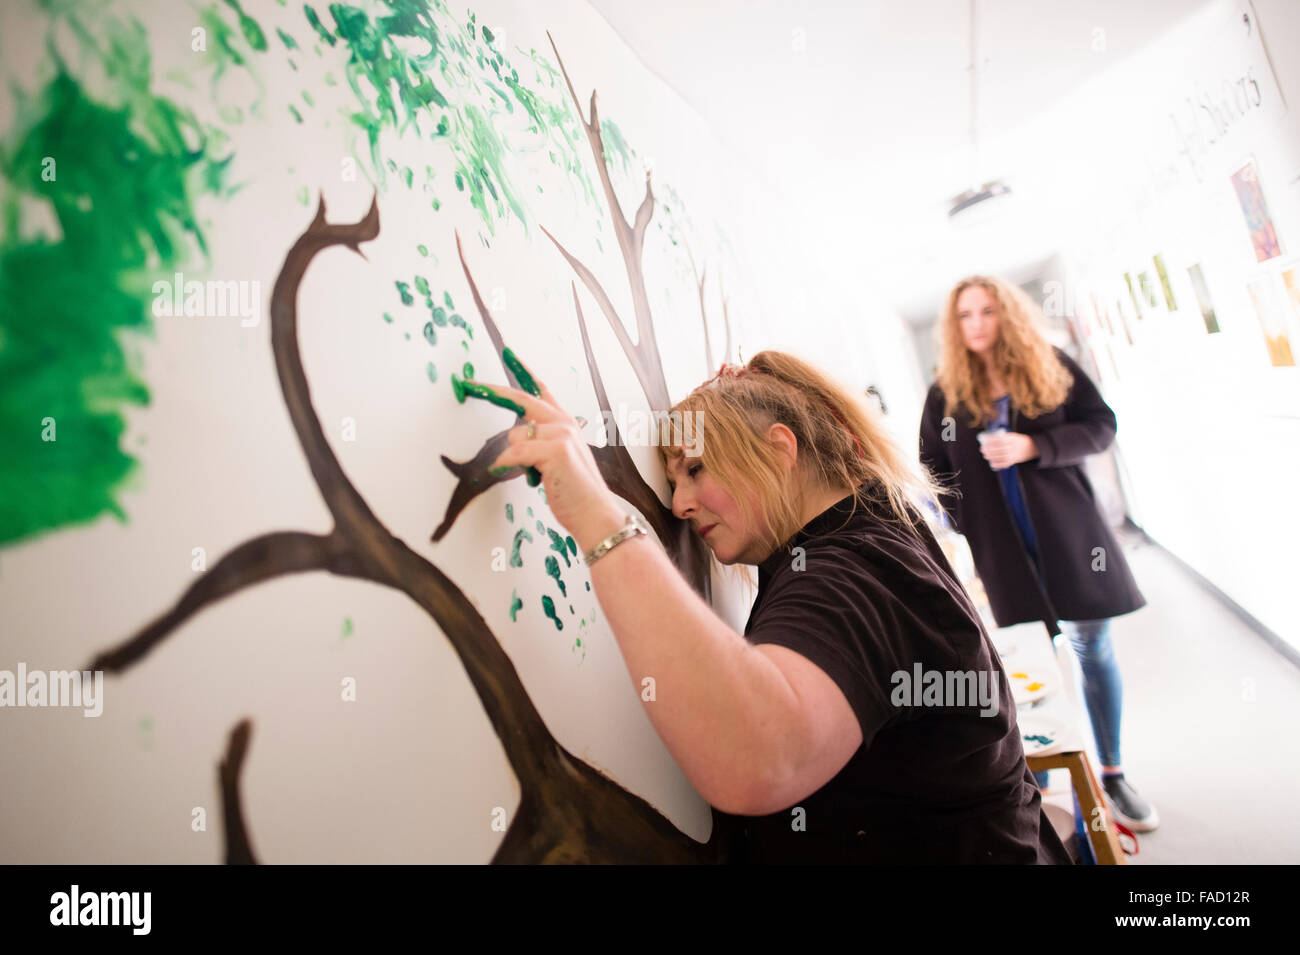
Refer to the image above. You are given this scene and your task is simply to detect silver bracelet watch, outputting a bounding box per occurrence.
[583,512,653,567]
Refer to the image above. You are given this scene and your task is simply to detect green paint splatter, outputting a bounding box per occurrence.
[402,166,413,188]
[223,0,267,51]
[303,5,337,46]
[541,595,563,630]
[288,104,303,123]
[443,290,455,309]
[544,555,567,597]
[296,186,310,205]
[382,312,394,323]
[0,14,237,547]
[509,528,533,567]
[585,581,591,591]
[462,361,474,379]
[303,0,596,228]
[414,275,430,296]
[395,281,414,306]
[535,519,545,534]
[546,528,572,568]
[276,27,299,50]
[600,118,635,173]
[429,305,448,327]
[509,589,523,622]
[302,90,314,107]
[340,616,353,640]
[423,321,437,345]
[425,362,437,383]
[565,535,577,557]
[417,244,428,256]
[505,503,513,522]
[449,313,473,337]
[526,507,533,517]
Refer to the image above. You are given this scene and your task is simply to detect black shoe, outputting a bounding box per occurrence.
[1102,775,1159,832]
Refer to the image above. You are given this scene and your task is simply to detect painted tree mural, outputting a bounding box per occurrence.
[2,1,748,862]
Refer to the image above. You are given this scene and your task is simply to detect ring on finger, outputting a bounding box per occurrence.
[525,419,537,440]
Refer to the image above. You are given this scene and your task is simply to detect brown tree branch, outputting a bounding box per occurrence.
[219,718,258,865]
[86,531,365,673]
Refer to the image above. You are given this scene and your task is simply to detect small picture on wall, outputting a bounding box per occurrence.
[1246,275,1295,367]
[1187,263,1220,334]
[1114,298,1134,345]
[1138,271,1159,309]
[1284,267,1300,324]
[1231,157,1283,262]
[1124,273,1143,319]
[1153,253,1178,310]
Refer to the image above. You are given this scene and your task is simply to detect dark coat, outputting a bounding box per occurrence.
[918,348,1146,636]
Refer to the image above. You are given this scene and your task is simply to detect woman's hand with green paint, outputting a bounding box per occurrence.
[469,374,627,555]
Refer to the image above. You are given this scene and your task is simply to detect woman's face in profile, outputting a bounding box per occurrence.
[666,454,772,566]
[956,285,1000,356]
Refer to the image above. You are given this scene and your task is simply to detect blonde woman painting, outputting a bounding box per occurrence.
[463,349,1071,864]
[918,275,1157,835]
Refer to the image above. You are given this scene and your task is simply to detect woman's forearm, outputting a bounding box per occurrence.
[575,507,802,813]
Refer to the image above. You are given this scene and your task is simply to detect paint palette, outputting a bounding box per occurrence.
[1008,668,1055,706]
[1018,713,1068,757]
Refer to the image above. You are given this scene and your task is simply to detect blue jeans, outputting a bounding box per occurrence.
[1032,618,1123,788]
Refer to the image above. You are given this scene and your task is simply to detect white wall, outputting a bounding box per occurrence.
[1044,0,1300,648]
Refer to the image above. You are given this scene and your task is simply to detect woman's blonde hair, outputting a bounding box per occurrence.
[935,275,1072,426]
[657,350,942,574]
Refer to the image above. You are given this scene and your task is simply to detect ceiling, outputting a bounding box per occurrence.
[587,0,1220,320]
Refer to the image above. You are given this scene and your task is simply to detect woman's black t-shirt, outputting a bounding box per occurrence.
[728,483,1073,864]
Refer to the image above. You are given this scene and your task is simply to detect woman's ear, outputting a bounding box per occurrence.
[766,421,798,473]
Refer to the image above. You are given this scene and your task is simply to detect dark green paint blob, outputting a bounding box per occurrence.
[565,535,577,557]
[541,595,563,631]
[303,5,337,46]
[569,605,574,614]
[395,281,414,306]
[546,528,572,568]
[402,166,413,188]
[462,361,474,379]
[505,503,513,522]
[585,581,591,591]
[423,321,437,345]
[509,528,533,568]
[544,555,567,598]
[509,589,523,622]
[430,305,448,327]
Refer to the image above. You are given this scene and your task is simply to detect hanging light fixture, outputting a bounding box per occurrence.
[949,0,1013,226]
